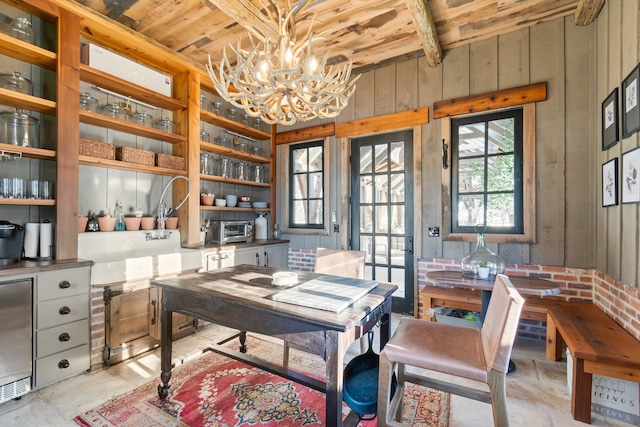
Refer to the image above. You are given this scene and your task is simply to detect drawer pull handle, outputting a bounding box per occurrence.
[58,359,69,369]
[59,306,71,315]
[59,333,70,342]
[59,280,71,289]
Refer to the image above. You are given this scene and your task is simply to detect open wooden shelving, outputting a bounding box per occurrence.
[79,155,185,176]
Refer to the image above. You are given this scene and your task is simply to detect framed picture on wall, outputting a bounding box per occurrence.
[622,147,640,203]
[622,63,640,138]
[602,88,619,150]
[602,158,618,207]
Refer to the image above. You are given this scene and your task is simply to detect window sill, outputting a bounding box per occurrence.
[445,232,535,244]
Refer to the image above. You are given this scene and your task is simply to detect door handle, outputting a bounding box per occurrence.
[264,251,269,266]
[405,237,414,255]
[151,299,157,325]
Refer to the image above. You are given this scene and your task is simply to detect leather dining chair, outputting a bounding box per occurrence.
[377,274,524,427]
[282,248,366,367]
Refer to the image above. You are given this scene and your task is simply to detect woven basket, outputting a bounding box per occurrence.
[79,138,115,160]
[116,146,155,166]
[155,153,186,171]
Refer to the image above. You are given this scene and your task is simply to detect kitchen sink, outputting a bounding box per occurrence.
[78,231,203,285]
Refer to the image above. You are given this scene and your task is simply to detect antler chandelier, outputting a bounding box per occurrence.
[206,0,359,126]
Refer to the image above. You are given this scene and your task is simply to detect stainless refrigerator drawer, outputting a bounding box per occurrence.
[34,345,89,388]
[37,268,90,301]
[36,319,89,358]
[37,294,89,329]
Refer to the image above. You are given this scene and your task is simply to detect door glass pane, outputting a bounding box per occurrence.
[487,194,514,227]
[458,122,485,158]
[457,195,484,226]
[390,237,404,265]
[390,173,405,202]
[488,118,515,154]
[375,266,388,281]
[360,236,373,263]
[360,206,372,233]
[360,146,372,174]
[375,205,388,233]
[459,157,485,192]
[487,154,514,192]
[292,148,308,172]
[390,142,404,171]
[375,175,388,203]
[391,268,405,296]
[360,176,372,203]
[374,145,388,173]
[309,172,323,198]
[293,200,307,224]
[390,206,405,233]
[293,175,306,198]
[374,236,388,264]
[308,146,322,171]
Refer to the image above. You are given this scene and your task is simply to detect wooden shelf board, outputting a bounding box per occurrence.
[200,141,270,164]
[79,64,187,111]
[0,198,55,206]
[0,88,57,116]
[79,111,187,144]
[80,155,185,176]
[199,206,270,212]
[0,142,56,160]
[0,33,57,70]
[200,110,270,141]
[199,174,270,187]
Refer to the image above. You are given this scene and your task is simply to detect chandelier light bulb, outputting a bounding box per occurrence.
[206,0,360,126]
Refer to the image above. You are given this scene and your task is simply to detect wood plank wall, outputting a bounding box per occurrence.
[596,1,640,288]
[277,14,604,275]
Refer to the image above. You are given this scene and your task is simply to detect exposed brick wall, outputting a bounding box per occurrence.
[287,248,316,271]
[593,270,640,341]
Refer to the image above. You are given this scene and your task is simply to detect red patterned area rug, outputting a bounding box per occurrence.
[74,335,449,426]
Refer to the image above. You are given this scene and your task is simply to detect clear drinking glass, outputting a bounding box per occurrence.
[29,179,39,199]
[0,178,11,198]
[40,180,52,199]
[219,158,231,178]
[236,161,248,181]
[253,165,265,183]
[12,177,25,199]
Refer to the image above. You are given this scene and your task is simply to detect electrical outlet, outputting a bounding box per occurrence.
[333,224,339,233]
[428,226,440,237]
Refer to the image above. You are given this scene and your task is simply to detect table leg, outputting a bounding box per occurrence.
[157,296,173,399]
[325,330,345,427]
[571,357,593,423]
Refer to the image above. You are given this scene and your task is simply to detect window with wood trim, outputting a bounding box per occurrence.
[289,140,325,229]
[451,108,523,234]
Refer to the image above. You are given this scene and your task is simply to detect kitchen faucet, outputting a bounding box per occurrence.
[146,175,192,240]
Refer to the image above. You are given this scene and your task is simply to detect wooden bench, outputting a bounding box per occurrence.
[419,286,588,360]
[548,304,640,424]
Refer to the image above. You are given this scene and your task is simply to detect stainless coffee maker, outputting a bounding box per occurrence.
[0,221,24,265]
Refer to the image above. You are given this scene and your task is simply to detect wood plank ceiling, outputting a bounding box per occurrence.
[76,0,604,72]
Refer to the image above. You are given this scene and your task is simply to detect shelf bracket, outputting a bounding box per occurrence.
[0,150,22,161]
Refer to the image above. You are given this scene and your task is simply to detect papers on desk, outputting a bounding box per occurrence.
[272,275,378,312]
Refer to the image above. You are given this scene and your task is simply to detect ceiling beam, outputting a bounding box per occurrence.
[202,0,279,40]
[574,0,605,26]
[404,0,442,67]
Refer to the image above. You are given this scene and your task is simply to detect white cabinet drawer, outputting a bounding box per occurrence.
[36,319,89,358]
[37,268,90,301]
[37,294,89,329]
[34,345,89,389]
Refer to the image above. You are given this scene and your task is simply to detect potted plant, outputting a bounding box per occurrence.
[477,261,491,279]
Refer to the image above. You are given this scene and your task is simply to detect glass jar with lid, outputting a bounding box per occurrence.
[236,161,248,180]
[10,17,35,44]
[79,92,99,112]
[253,164,265,183]
[199,124,210,143]
[211,101,222,116]
[0,72,33,95]
[215,136,230,148]
[155,117,175,133]
[461,225,505,281]
[227,108,237,121]
[0,109,39,147]
[101,103,127,120]
[130,110,153,127]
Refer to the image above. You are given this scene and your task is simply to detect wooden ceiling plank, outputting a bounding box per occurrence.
[203,0,279,40]
[432,82,547,119]
[574,0,605,26]
[405,0,442,67]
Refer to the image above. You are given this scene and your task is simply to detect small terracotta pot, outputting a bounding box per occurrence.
[77,217,88,233]
[140,217,155,230]
[201,195,214,206]
[124,217,141,231]
[97,216,116,232]
[165,217,178,229]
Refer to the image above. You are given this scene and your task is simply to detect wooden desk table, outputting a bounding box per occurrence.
[425,270,562,315]
[152,264,397,427]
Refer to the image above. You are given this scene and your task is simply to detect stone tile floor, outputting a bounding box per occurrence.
[0,317,631,426]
